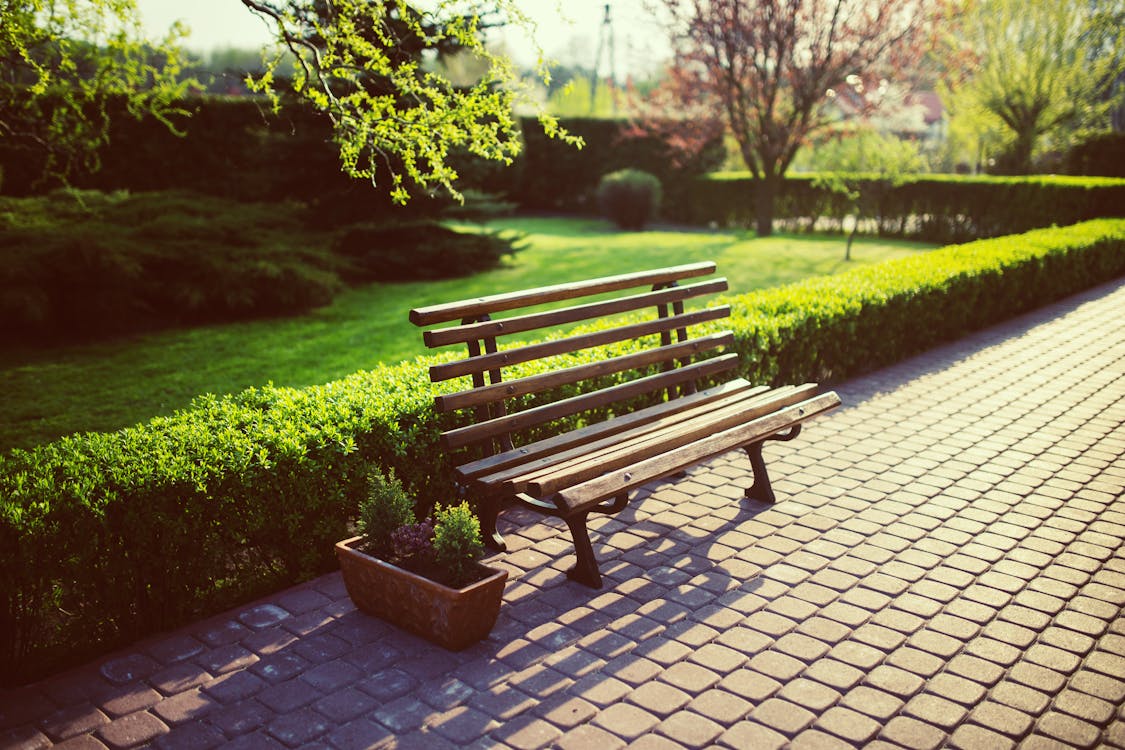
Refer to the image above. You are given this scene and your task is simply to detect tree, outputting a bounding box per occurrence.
[2,1,576,201]
[942,0,1125,174]
[1,0,195,183]
[644,0,938,236]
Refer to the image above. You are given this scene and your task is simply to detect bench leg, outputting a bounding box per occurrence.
[744,441,776,503]
[480,493,507,552]
[564,513,603,589]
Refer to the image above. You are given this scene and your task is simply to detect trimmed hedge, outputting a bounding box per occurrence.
[2,219,1124,683]
[670,173,1125,243]
[0,98,724,220]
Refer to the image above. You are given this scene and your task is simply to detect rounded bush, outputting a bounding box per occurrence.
[596,169,662,230]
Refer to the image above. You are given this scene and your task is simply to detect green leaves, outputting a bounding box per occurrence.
[1,0,196,183]
[240,0,575,204]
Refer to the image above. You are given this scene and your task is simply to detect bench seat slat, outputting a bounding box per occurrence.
[554,391,843,514]
[435,332,736,413]
[428,306,730,383]
[423,279,729,349]
[441,353,741,450]
[514,384,821,496]
[479,384,817,493]
[410,261,717,327]
[472,384,787,487]
[455,379,764,480]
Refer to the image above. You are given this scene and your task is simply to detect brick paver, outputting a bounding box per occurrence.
[2,278,1123,748]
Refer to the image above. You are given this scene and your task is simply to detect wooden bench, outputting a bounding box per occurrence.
[409,262,841,588]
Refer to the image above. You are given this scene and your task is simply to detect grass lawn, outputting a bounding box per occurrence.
[0,216,935,452]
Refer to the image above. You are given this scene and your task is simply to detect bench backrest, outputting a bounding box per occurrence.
[409,262,735,458]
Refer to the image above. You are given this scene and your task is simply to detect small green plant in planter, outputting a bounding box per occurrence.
[336,468,508,650]
[432,502,487,587]
[354,469,489,587]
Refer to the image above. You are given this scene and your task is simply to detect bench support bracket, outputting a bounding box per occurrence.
[479,492,507,551]
[745,425,802,503]
[565,492,630,589]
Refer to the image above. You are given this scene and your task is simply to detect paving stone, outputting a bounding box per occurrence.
[626,681,691,717]
[255,678,321,713]
[878,715,946,750]
[566,674,631,707]
[1053,689,1117,725]
[904,693,968,730]
[1036,710,1101,748]
[150,721,226,750]
[964,637,1022,669]
[38,705,110,741]
[323,718,394,750]
[1008,662,1068,694]
[99,654,160,686]
[750,698,816,737]
[534,694,597,730]
[95,711,168,750]
[553,724,626,750]
[592,702,659,741]
[91,686,155,724]
[151,689,216,726]
[814,706,880,744]
[686,689,752,725]
[488,715,558,746]
[311,687,377,723]
[206,698,272,736]
[970,700,1035,738]
[266,707,331,747]
[801,661,859,692]
[777,679,840,713]
[949,723,1016,750]
[924,672,987,706]
[655,711,723,747]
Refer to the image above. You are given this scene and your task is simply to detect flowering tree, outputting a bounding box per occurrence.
[2,0,575,201]
[646,0,938,235]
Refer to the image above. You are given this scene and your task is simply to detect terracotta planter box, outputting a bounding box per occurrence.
[335,536,507,651]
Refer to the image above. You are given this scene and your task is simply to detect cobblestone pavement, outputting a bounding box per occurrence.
[3,279,1124,750]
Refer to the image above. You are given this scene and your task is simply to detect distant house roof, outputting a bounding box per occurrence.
[904,91,944,125]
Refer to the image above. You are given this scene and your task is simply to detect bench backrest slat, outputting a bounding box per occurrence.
[410,261,717,327]
[422,279,729,349]
[427,306,730,383]
[440,353,740,450]
[411,263,740,457]
[434,332,735,413]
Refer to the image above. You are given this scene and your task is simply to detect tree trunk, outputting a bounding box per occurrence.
[754,174,779,237]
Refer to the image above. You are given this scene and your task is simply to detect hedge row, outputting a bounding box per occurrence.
[3,219,1124,683]
[666,173,1125,243]
[0,97,722,220]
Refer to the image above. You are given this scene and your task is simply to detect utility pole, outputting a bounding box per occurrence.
[590,3,616,115]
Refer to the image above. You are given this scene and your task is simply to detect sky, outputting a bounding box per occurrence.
[135,0,669,78]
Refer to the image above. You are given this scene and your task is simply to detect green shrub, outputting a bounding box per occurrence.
[1065,131,1125,178]
[431,501,486,588]
[332,221,522,282]
[0,190,342,342]
[596,169,663,230]
[358,469,416,558]
[516,117,724,212]
[2,218,1123,684]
